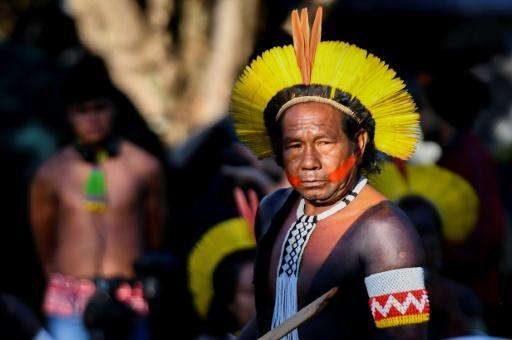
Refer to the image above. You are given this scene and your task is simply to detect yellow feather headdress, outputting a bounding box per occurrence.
[188,218,256,319]
[230,7,420,160]
[369,162,479,242]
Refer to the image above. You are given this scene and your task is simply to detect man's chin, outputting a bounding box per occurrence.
[301,190,328,203]
[301,188,346,207]
[79,134,109,145]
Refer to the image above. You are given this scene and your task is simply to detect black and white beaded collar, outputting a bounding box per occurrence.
[271,177,368,339]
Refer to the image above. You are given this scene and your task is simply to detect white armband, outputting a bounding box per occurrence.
[364,267,430,328]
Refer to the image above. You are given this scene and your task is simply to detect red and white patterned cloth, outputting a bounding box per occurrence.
[43,273,96,317]
[364,267,430,328]
[43,273,148,317]
[115,281,149,315]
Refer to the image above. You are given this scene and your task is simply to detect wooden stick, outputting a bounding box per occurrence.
[257,287,338,340]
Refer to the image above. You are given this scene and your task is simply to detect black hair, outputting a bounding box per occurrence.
[396,195,442,236]
[205,248,256,336]
[60,55,117,108]
[263,84,380,175]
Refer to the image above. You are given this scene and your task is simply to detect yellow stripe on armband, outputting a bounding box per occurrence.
[365,267,430,329]
[375,313,430,329]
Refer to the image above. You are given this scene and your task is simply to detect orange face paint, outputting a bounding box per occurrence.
[327,155,357,183]
[287,175,302,187]
[286,154,357,188]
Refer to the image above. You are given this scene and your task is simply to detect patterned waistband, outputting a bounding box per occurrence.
[43,273,148,317]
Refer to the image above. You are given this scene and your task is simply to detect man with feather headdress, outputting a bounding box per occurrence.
[231,7,429,339]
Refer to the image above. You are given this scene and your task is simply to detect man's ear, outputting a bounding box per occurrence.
[356,129,369,158]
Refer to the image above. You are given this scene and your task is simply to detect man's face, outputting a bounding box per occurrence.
[68,98,114,144]
[228,261,255,328]
[281,102,361,206]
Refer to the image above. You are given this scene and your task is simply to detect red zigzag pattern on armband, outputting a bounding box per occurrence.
[369,289,430,328]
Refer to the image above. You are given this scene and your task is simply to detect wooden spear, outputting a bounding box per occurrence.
[257,287,338,340]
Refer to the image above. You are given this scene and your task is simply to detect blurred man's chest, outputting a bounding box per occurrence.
[54,157,145,212]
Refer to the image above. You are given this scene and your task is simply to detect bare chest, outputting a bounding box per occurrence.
[268,209,360,299]
[55,159,145,212]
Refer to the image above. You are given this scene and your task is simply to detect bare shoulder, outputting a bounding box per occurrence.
[357,200,420,245]
[32,146,76,183]
[121,140,163,175]
[355,200,425,273]
[359,200,412,231]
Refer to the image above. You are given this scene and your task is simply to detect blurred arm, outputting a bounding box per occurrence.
[144,162,168,250]
[29,170,57,275]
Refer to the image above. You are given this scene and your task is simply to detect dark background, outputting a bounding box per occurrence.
[2,0,512,337]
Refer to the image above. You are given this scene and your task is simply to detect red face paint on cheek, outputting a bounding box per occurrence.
[327,155,357,183]
[287,175,302,187]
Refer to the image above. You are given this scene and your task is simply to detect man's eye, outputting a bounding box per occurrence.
[287,143,301,149]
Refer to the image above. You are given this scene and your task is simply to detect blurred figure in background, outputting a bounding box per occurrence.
[29,56,168,339]
[167,115,287,262]
[371,161,488,338]
[188,217,256,340]
[164,103,286,339]
[165,114,286,339]
[418,71,508,333]
[397,195,486,338]
[1,293,53,340]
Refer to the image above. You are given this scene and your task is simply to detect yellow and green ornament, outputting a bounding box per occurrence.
[84,149,109,213]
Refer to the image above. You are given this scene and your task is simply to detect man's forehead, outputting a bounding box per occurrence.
[282,102,344,126]
[281,105,346,139]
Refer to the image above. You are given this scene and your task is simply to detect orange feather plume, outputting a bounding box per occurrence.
[291,7,323,84]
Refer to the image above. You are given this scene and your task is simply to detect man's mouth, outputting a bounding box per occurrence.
[287,174,327,188]
[301,180,325,188]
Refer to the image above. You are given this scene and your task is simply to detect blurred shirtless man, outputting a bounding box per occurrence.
[30,58,167,339]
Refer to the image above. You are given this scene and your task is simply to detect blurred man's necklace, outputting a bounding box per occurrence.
[75,137,119,213]
[271,176,367,340]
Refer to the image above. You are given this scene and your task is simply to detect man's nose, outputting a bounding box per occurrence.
[301,146,321,170]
